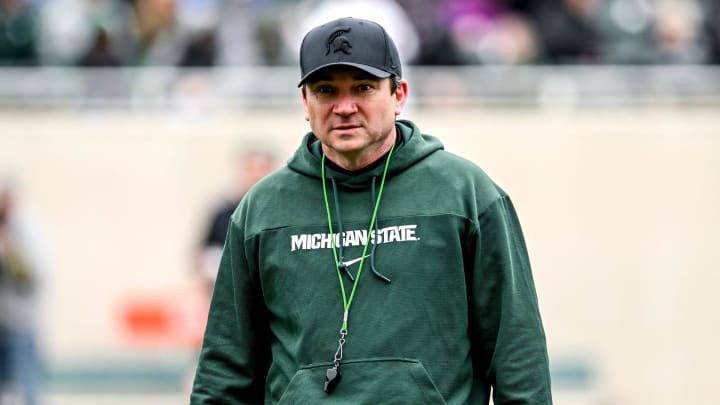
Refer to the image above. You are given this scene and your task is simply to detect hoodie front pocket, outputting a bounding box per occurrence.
[277,358,447,404]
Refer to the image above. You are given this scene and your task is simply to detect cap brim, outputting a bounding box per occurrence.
[297,63,391,87]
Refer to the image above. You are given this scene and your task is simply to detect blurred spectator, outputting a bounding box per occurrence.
[176,0,219,66]
[443,0,511,62]
[195,146,279,294]
[178,28,217,66]
[526,0,602,64]
[706,0,720,64]
[0,0,40,65]
[0,177,48,405]
[582,0,709,64]
[252,5,287,65]
[478,12,537,64]
[36,0,123,65]
[588,0,662,64]
[395,0,538,65]
[176,0,297,67]
[212,0,269,66]
[115,0,186,65]
[43,0,191,66]
[77,26,122,66]
[395,0,466,65]
[504,0,533,14]
[652,0,707,64]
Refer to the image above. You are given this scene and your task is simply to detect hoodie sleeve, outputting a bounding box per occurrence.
[469,194,553,404]
[190,209,270,404]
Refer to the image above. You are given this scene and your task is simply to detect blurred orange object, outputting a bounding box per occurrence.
[116,284,210,348]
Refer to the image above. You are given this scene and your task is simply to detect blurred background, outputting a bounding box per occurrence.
[1,0,719,404]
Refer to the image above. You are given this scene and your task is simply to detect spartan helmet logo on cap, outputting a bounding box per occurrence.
[326,27,352,55]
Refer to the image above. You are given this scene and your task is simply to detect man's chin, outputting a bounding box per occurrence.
[330,127,363,138]
[328,136,364,150]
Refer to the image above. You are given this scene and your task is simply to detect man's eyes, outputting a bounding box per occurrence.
[315,85,335,94]
[312,83,376,95]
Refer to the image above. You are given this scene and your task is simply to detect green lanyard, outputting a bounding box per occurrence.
[320,143,395,393]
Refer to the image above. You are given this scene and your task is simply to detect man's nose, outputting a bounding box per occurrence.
[333,92,357,116]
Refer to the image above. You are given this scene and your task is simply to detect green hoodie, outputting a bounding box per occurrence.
[191,120,552,404]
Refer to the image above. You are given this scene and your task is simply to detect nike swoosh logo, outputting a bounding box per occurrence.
[342,254,370,267]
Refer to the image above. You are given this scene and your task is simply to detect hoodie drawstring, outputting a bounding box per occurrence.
[331,177,356,281]
[370,176,391,283]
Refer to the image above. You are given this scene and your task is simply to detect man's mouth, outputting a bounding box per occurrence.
[334,124,360,130]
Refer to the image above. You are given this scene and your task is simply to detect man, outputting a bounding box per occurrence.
[191,17,552,404]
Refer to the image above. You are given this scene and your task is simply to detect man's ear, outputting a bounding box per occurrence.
[301,87,310,121]
[395,80,409,116]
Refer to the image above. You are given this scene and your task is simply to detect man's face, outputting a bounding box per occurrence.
[301,67,407,169]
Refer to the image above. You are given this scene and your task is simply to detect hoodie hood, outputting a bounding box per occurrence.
[287,119,444,190]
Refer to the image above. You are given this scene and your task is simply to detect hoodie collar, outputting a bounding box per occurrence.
[288,119,444,190]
